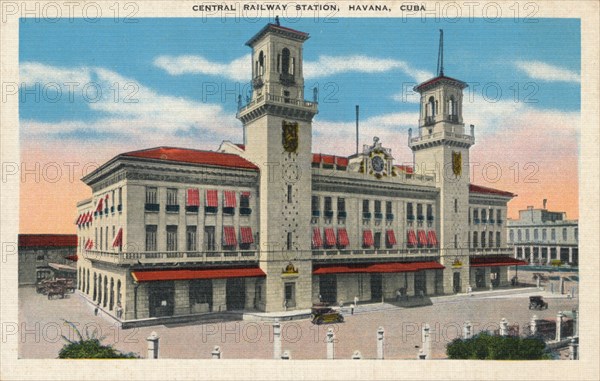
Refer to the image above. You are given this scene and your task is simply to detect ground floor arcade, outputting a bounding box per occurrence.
[513,245,578,266]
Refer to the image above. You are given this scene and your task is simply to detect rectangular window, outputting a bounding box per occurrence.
[287,184,293,203]
[363,199,371,219]
[562,228,567,241]
[416,203,423,221]
[311,196,320,216]
[542,229,547,241]
[240,193,250,208]
[406,203,414,221]
[481,209,487,222]
[481,232,486,248]
[145,187,159,212]
[100,227,103,250]
[426,204,433,222]
[338,198,346,218]
[509,230,514,243]
[166,225,178,251]
[118,187,122,211]
[324,197,333,217]
[551,229,556,241]
[473,231,478,248]
[496,231,501,248]
[454,234,458,249]
[386,201,393,220]
[204,226,216,251]
[187,226,197,251]
[284,282,295,308]
[496,209,502,224]
[534,229,539,241]
[374,232,381,249]
[287,232,293,251]
[374,200,382,219]
[111,190,115,213]
[145,225,157,251]
[166,188,179,213]
[574,228,578,241]
[526,229,530,241]
[489,231,494,247]
[454,198,458,213]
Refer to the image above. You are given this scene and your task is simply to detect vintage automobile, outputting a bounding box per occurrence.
[311,304,344,324]
[529,295,548,310]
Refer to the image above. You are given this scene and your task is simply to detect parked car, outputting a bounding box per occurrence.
[529,295,548,310]
[311,304,344,324]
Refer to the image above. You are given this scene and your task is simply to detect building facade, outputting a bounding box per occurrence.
[75,23,524,322]
[508,202,579,266]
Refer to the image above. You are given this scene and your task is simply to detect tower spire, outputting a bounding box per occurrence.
[437,29,444,77]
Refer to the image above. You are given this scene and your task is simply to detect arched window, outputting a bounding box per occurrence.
[110,278,115,311]
[481,231,486,248]
[509,230,514,243]
[103,275,108,307]
[96,273,101,302]
[117,280,122,304]
[489,231,494,247]
[481,209,487,222]
[496,232,501,247]
[86,269,90,294]
[281,48,290,74]
[258,51,264,75]
[448,95,456,116]
[517,229,522,241]
[473,231,478,248]
[427,96,435,118]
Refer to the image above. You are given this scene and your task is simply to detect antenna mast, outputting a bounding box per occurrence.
[437,29,444,76]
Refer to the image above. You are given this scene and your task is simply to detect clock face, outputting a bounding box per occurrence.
[371,156,385,172]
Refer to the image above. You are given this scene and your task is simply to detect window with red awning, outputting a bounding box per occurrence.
[427,231,438,247]
[386,230,397,246]
[186,188,200,206]
[407,230,417,247]
[224,191,237,208]
[312,228,322,249]
[95,198,103,212]
[417,230,428,247]
[205,190,218,208]
[112,228,123,248]
[223,226,237,247]
[240,226,254,244]
[337,228,349,247]
[363,230,374,247]
[324,228,336,247]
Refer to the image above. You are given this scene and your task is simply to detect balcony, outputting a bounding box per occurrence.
[338,211,347,218]
[279,72,296,86]
[83,250,258,266]
[312,248,440,263]
[386,213,394,221]
[166,205,180,213]
[469,247,514,256]
[424,116,435,126]
[237,93,318,115]
[362,212,372,220]
[252,75,263,89]
[374,212,383,220]
[240,207,252,216]
[324,210,334,218]
[145,203,160,212]
[488,219,495,224]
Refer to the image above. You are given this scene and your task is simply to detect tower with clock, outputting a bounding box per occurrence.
[408,31,475,294]
[236,23,318,312]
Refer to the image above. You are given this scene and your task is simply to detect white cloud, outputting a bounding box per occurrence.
[153,54,434,83]
[20,63,240,144]
[20,62,91,85]
[514,60,580,83]
[304,55,433,83]
[153,55,250,82]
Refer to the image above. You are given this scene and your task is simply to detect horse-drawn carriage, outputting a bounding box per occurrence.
[35,278,75,299]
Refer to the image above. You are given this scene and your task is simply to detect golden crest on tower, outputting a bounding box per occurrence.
[452,151,462,177]
[282,121,299,153]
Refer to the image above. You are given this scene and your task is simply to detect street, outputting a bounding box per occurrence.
[17,286,578,359]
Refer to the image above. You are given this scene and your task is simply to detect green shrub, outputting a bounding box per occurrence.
[447,332,550,360]
[59,320,138,359]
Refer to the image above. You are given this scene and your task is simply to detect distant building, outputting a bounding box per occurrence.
[507,201,578,266]
[18,234,78,285]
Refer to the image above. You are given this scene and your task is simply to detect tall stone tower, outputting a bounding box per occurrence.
[237,23,318,312]
[409,31,474,294]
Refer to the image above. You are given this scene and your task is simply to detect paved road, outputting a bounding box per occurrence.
[18,286,578,359]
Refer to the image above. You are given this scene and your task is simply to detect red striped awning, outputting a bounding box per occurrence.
[224,191,237,208]
[337,228,349,247]
[427,231,438,247]
[81,213,87,224]
[95,198,104,212]
[86,212,92,224]
[112,228,123,248]
[131,267,266,282]
[407,230,417,247]
[223,226,237,247]
[470,256,529,267]
[85,239,94,250]
[324,228,336,247]
[312,228,323,248]
[187,188,200,206]
[417,230,428,246]
[363,230,374,247]
[241,191,251,198]
[205,190,218,207]
[75,214,81,225]
[240,226,254,244]
[314,261,445,275]
[386,230,397,246]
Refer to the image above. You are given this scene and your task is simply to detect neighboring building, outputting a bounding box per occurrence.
[74,23,523,322]
[18,234,78,285]
[508,201,579,266]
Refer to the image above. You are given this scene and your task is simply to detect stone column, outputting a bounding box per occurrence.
[513,246,518,258]
[568,247,573,263]
[273,322,281,359]
[559,277,565,294]
[569,338,578,360]
[463,321,473,339]
[556,246,561,262]
[211,346,221,359]
[529,246,534,263]
[326,327,335,360]
[556,311,564,342]
[536,276,541,289]
[146,331,159,359]
[499,318,509,336]
[547,247,551,264]
[376,326,384,360]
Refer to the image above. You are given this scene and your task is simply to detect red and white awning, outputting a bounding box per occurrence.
[131,267,266,282]
[240,191,251,198]
[186,188,200,207]
[407,230,418,247]
[240,226,253,244]
[363,230,374,247]
[324,228,336,247]
[312,228,323,249]
[386,230,397,246]
[427,231,438,247]
[224,191,237,208]
[112,228,123,248]
[417,230,428,247]
[223,226,237,247]
[205,190,218,207]
[95,198,104,212]
[337,228,349,247]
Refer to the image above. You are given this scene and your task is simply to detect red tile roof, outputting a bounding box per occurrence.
[394,165,414,174]
[121,147,258,170]
[469,184,515,198]
[414,75,468,92]
[312,153,349,167]
[18,234,77,248]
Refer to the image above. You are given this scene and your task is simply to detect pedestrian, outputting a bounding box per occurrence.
[467,285,472,296]
[283,299,287,311]
[116,302,123,319]
[353,295,358,307]
[94,302,100,316]
[350,303,355,315]
[396,289,401,302]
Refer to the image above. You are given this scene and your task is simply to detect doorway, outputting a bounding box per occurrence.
[149,281,175,317]
[453,272,461,293]
[226,278,246,310]
[370,274,383,301]
[319,274,337,304]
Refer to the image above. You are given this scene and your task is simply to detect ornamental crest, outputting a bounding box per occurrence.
[452,151,462,177]
[282,121,299,153]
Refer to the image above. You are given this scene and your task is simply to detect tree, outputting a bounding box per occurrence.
[446,332,551,360]
[59,321,138,359]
